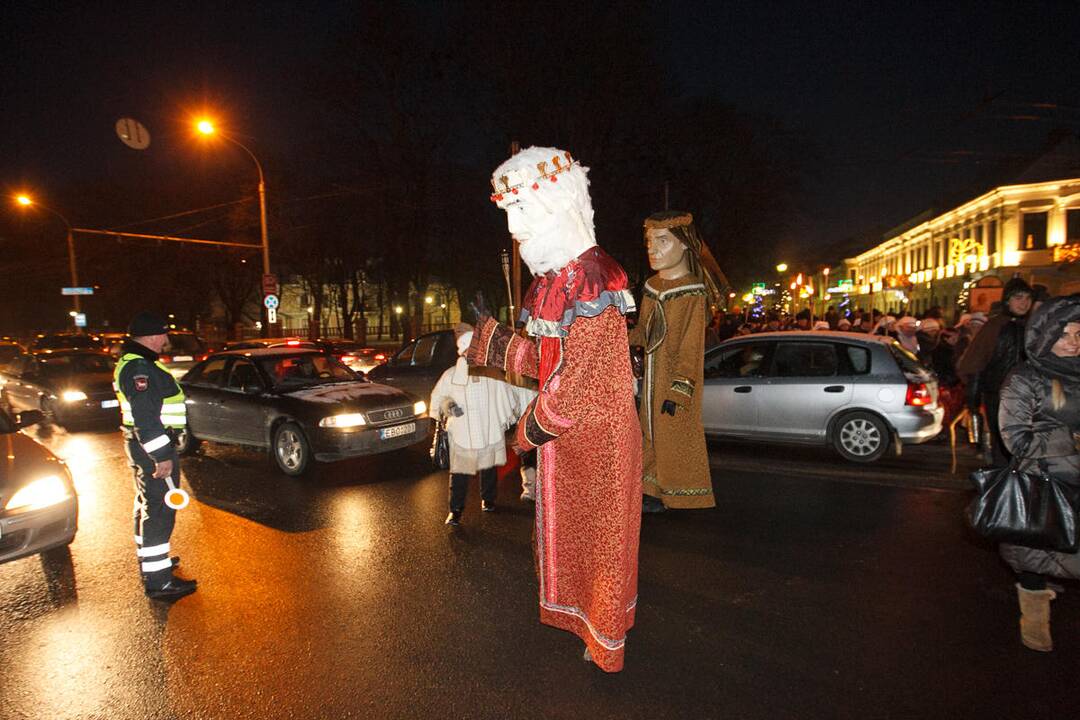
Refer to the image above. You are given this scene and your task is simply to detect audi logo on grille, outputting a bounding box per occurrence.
[384,408,405,420]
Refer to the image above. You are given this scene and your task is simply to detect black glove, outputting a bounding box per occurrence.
[661,400,677,416]
[629,345,644,379]
[448,400,464,417]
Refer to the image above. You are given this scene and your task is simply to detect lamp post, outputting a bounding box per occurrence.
[15,194,81,329]
[196,119,273,335]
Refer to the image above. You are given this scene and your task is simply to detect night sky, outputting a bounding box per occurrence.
[2,1,1079,280]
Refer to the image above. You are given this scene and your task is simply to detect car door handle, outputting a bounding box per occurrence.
[824,385,845,393]
[734,386,752,394]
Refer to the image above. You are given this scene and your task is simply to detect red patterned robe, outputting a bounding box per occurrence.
[469,246,643,672]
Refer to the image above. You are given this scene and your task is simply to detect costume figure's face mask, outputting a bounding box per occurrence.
[504,196,577,275]
[644,228,688,273]
[490,146,596,276]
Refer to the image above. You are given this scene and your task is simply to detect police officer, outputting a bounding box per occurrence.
[114,312,196,600]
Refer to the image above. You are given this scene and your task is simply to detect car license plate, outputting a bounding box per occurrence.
[101,399,120,408]
[172,355,193,362]
[380,422,415,440]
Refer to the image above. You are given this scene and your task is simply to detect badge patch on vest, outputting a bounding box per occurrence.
[134,376,149,392]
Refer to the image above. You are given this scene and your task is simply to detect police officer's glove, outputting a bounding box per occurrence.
[661,400,677,416]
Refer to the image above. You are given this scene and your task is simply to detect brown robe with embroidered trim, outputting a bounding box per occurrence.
[629,274,714,508]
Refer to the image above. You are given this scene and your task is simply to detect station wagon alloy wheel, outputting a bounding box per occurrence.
[833,411,889,463]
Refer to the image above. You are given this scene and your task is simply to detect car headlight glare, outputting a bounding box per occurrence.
[61,390,88,403]
[4,475,71,511]
[413,400,427,416]
[319,413,367,428]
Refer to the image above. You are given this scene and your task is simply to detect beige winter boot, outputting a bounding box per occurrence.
[1016,584,1056,652]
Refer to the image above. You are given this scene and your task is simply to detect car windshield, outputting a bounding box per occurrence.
[167,334,206,354]
[888,342,934,381]
[35,335,103,350]
[256,353,356,387]
[38,353,114,376]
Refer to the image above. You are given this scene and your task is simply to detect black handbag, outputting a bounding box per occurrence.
[430,420,450,470]
[966,445,1080,552]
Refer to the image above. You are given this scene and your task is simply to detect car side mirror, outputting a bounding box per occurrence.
[17,409,45,428]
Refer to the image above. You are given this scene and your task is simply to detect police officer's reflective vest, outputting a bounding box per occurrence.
[113,353,187,428]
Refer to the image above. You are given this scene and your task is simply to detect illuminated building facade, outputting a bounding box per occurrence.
[841,178,1080,317]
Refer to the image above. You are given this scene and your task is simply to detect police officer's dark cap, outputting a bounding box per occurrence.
[128,312,169,337]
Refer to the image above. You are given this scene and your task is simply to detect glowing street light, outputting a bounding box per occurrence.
[13,193,82,327]
[776,262,788,273]
[194,116,273,334]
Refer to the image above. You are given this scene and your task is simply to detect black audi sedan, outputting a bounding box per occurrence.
[179,348,432,475]
[0,350,119,428]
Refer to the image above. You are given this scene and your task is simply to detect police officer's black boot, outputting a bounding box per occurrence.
[145,574,197,601]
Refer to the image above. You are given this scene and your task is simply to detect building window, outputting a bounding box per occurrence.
[988,221,997,255]
[1022,212,1048,251]
[1068,209,1080,244]
[974,225,983,248]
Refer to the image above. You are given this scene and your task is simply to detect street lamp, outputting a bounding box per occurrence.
[195,118,272,300]
[776,262,788,273]
[14,194,81,329]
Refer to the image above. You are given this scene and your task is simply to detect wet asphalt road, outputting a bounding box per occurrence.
[0,426,1076,720]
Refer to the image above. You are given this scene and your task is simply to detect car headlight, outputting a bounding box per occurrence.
[4,475,72,511]
[61,390,88,403]
[319,413,367,428]
[413,400,427,416]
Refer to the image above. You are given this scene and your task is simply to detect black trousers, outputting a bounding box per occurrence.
[124,435,179,588]
[449,467,497,512]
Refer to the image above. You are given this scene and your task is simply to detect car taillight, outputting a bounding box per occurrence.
[286,340,301,346]
[906,382,932,406]
[374,353,386,361]
[159,355,172,363]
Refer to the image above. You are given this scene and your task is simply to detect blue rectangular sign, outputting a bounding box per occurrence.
[61,287,94,296]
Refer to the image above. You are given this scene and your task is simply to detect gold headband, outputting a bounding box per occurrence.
[643,213,694,230]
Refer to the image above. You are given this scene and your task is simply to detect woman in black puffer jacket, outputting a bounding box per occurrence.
[998,295,1080,652]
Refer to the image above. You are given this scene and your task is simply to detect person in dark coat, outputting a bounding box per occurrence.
[957,277,1034,463]
[997,295,1080,652]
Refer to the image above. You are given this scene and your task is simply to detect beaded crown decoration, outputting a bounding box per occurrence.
[490,151,576,202]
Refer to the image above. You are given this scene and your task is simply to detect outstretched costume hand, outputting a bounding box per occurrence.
[660,400,677,417]
[469,291,492,326]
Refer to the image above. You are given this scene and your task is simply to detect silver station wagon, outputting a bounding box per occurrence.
[702,331,943,462]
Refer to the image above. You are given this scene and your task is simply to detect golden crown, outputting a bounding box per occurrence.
[490,151,576,202]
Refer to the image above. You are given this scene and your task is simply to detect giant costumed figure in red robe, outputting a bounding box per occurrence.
[468,146,643,672]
